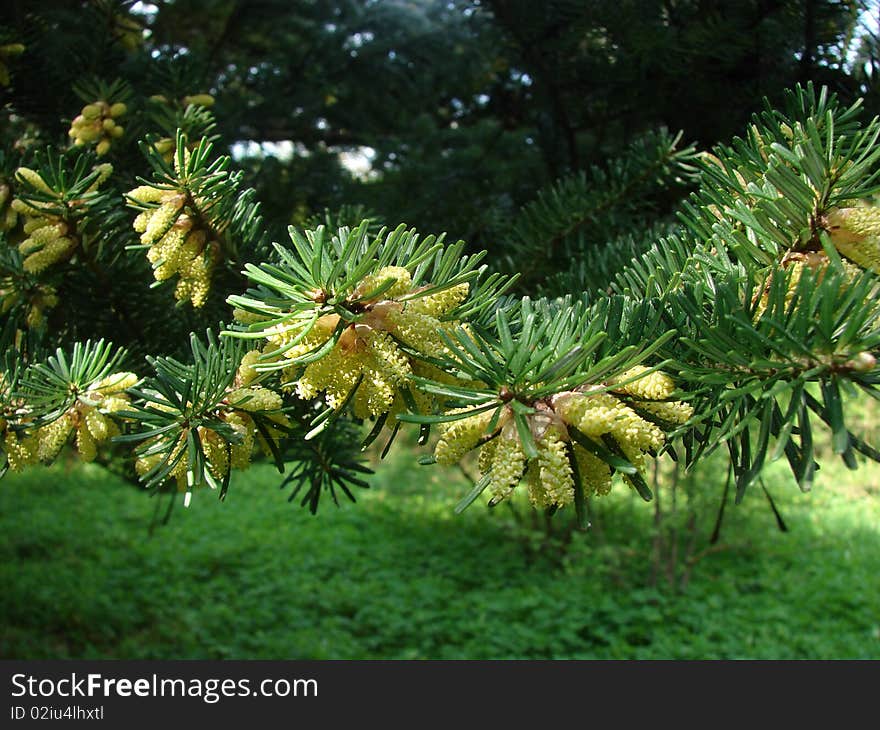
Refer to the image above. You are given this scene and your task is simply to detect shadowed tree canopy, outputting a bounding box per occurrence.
[2,0,876,245]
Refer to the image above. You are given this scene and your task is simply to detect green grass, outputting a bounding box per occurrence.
[1,441,879,659]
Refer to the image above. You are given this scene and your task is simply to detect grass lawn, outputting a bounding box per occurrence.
[1,439,879,659]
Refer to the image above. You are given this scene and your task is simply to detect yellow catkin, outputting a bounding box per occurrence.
[16,167,54,195]
[352,361,397,419]
[0,183,17,231]
[754,262,806,319]
[523,460,547,506]
[101,396,130,413]
[93,372,138,394]
[487,434,527,503]
[182,94,215,107]
[434,408,493,465]
[573,445,612,497]
[614,366,675,401]
[76,425,97,461]
[135,452,163,478]
[611,409,665,452]
[635,400,694,426]
[237,350,262,386]
[826,206,880,272]
[832,206,880,236]
[289,319,416,418]
[533,429,575,507]
[88,164,114,191]
[233,308,269,325]
[128,185,165,205]
[152,137,175,163]
[478,437,498,474]
[35,414,73,462]
[13,163,111,273]
[365,330,411,384]
[553,390,674,499]
[265,313,338,360]
[69,100,125,154]
[4,431,38,471]
[141,201,183,245]
[280,266,462,420]
[387,309,449,355]
[227,412,255,469]
[66,372,132,461]
[227,386,283,412]
[200,428,230,481]
[11,198,40,215]
[619,440,649,492]
[170,448,189,491]
[24,286,59,328]
[22,221,66,249]
[174,148,192,175]
[129,182,218,308]
[48,371,137,463]
[23,237,75,273]
[175,247,215,307]
[84,410,111,441]
[753,255,862,320]
[135,437,192,490]
[353,266,412,300]
[22,218,53,235]
[133,211,151,233]
[407,282,469,317]
[295,344,365,407]
[556,392,664,452]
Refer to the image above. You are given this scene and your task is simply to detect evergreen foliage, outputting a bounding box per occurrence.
[1,0,879,534]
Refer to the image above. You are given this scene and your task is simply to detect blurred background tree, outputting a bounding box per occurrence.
[6,0,876,246]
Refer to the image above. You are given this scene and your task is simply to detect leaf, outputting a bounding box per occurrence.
[568,429,637,475]
[821,377,850,456]
[454,473,492,514]
[566,443,589,530]
[513,411,538,460]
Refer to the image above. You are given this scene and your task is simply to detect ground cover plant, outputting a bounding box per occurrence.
[2,430,878,659]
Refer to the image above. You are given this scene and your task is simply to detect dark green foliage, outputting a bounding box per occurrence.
[130,130,268,265]
[2,2,880,520]
[403,294,672,412]
[118,330,250,492]
[633,86,880,501]
[485,0,867,165]
[279,417,374,514]
[496,130,701,292]
[227,221,506,345]
[16,338,128,426]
